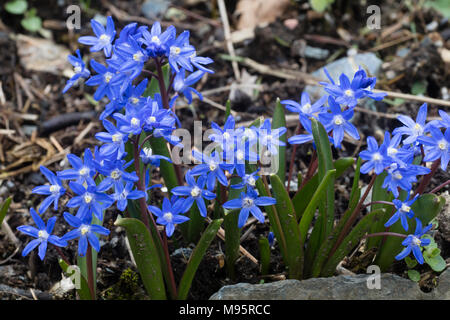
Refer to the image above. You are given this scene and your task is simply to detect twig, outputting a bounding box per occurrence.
[217,0,241,81]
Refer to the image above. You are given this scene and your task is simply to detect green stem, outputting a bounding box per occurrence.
[86,244,95,300]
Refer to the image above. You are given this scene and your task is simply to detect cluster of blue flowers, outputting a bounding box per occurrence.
[17,16,449,268]
[282,69,449,265]
[18,17,213,259]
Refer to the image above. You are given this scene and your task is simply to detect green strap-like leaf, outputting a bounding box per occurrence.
[0,197,12,226]
[114,216,166,300]
[269,174,303,279]
[320,208,386,277]
[298,169,336,244]
[258,236,271,276]
[149,136,178,191]
[292,157,354,221]
[177,218,223,300]
[375,193,446,272]
[271,98,286,183]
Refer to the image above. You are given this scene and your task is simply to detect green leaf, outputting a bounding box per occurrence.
[177,218,222,300]
[149,136,178,191]
[303,119,335,275]
[405,256,418,269]
[269,174,303,279]
[292,157,354,221]
[114,216,166,299]
[185,201,205,244]
[411,80,427,96]
[321,208,386,277]
[258,236,271,275]
[298,169,336,244]
[310,0,334,12]
[408,270,421,282]
[0,197,12,226]
[424,254,446,272]
[58,259,92,300]
[375,193,446,272]
[271,98,286,183]
[21,11,42,32]
[5,0,27,14]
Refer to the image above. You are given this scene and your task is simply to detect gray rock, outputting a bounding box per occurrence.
[210,269,450,300]
[437,192,450,242]
[304,53,383,109]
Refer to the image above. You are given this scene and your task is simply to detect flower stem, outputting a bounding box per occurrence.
[414,159,440,196]
[86,244,95,300]
[363,232,407,240]
[430,179,450,194]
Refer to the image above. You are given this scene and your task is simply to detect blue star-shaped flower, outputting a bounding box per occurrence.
[78,16,116,57]
[32,166,66,214]
[147,196,190,237]
[395,218,432,265]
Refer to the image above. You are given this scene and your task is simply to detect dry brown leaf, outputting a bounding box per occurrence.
[234,0,290,30]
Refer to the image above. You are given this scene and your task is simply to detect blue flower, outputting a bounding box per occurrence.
[113,104,144,135]
[142,96,176,132]
[223,187,276,228]
[427,110,450,130]
[395,218,432,264]
[281,92,327,130]
[96,159,138,192]
[189,53,214,74]
[148,197,190,237]
[382,131,413,167]
[171,171,216,217]
[32,166,66,214]
[63,49,90,93]
[393,103,430,145]
[231,170,260,189]
[61,212,110,256]
[319,97,360,148]
[85,59,124,101]
[112,182,146,211]
[172,69,204,104]
[190,150,230,191]
[78,16,116,57]
[208,115,236,153]
[417,126,450,170]
[140,22,176,57]
[140,146,172,166]
[382,162,430,198]
[95,119,128,159]
[359,136,391,175]
[255,119,286,156]
[17,208,67,260]
[287,119,314,145]
[167,31,195,72]
[66,181,114,221]
[115,35,149,80]
[57,149,96,185]
[384,194,418,231]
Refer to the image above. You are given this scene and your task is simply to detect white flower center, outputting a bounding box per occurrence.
[84,194,93,204]
[74,64,82,73]
[438,140,447,150]
[171,47,181,55]
[110,169,121,180]
[130,117,140,127]
[413,123,423,135]
[163,212,173,222]
[38,230,49,240]
[302,103,312,113]
[190,186,201,197]
[80,225,90,235]
[372,152,382,161]
[345,89,353,96]
[151,36,160,44]
[209,163,217,171]
[400,204,411,213]
[248,177,256,186]
[412,236,421,246]
[99,34,110,44]
[143,147,153,157]
[394,172,403,180]
[50,185,60,193]
[79,167,88,176]
[112,133,122,143]
[334,115,344,125]
[148,116,156,123]
[236,150,244,161]
[242,197,254,208]
[223,132,231,140]
[387,147,398,156]
[133,52,144,62]
[131,97,140,104]
[104,72,113,83]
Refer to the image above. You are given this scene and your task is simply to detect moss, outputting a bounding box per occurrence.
[104,268,146,300]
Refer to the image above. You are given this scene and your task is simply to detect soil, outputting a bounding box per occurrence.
[0,0,449,300]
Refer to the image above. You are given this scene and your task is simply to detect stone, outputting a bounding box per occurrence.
[210,269,450,300]
[437,191,450,242]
